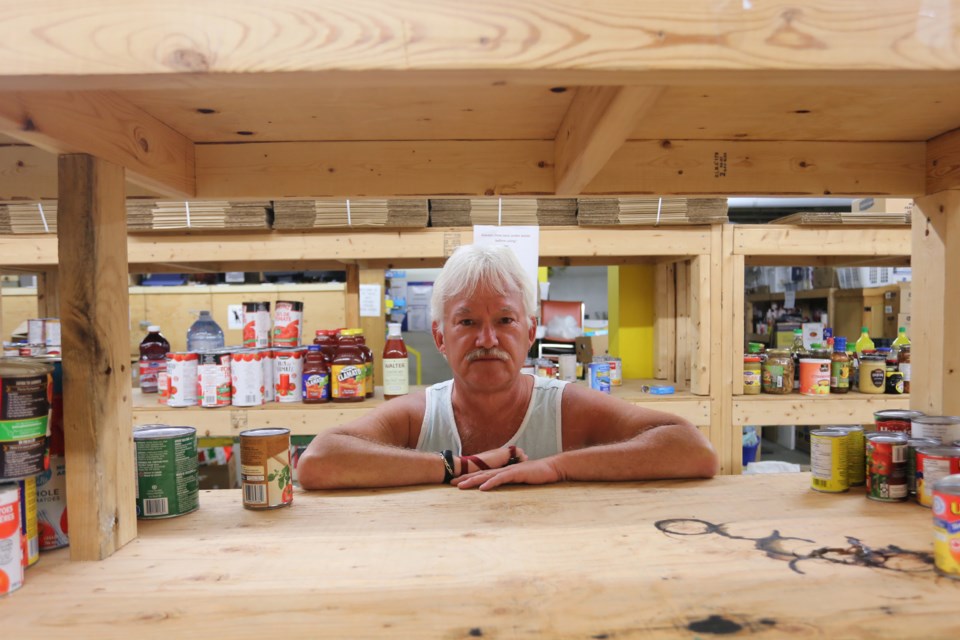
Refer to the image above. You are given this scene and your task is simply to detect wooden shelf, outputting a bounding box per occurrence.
[732,391,911,426]
[131,378,713,437]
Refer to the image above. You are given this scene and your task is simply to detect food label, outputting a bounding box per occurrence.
[0,485,24,595]
[273,301,303,347]
[135,430,199,519]
[810,433,849,493]
[17,476,38,567]
[932,489,960,579]
[274,350,304,402]
[240,430,293,509]
[0,373,51,441]
[382,358,409,396]
[332,364,364,399]
[36,456,68,550]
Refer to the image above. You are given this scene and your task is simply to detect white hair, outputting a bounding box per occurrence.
[431,244,537,333]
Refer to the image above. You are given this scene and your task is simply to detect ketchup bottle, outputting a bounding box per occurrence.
[382,323,409,400]
[302,345,330,404]
[138,325,170,393]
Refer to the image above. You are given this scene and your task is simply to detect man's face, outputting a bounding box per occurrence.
[432,284,536,391]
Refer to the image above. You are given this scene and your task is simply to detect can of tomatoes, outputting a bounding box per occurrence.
[0,482,24,596]
[242,301,272,348]
[198,351,232,408]
[932,474,960,580]
[165,352,199,407]
[16,476,37,568]
[916,446,960,508]
[260,348,276,403]
[274,347,305,403]
[865,432,909,502]
[874,409,924,434]
[230,349,264,407]
[272,301,303,347]
[239,428,293,510]
[907,436,941,495]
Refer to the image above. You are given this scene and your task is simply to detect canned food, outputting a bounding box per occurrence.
[810,430,849,492]
[0,483,24,596]
[907,437,942,495]
[242,301,271,348]
[0,359,53,481]
[824,425,865,486]
[274,347,306,403]
[230,349,265,407]
[799,358,831,396]
[912,415,960,443]
[165,352,199,407]
[197,351,232,408]
[607,356,622,386]
[932,473,960,580]
[134,425,199,519]
[916,447,960,508]
[874,409,924,434]
[16,476,37,567]
[35,455,68,550]
[240,428,293,510]
[260,349,276,403]
[273,300,304,347]
[865,432,909,502]
[587,362,611,394]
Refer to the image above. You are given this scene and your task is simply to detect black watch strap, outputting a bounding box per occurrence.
[439,449,455,483]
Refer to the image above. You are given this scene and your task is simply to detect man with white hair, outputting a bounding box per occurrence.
[298,244,718,490]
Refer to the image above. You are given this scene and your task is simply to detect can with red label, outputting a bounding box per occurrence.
[866,432,909,502]
[908,437,942,495]
[916,446,960,507]
[165,352,199,407]
[16,476,37,567]
[156,371,168,405]
[932,474,960,580]
[35,456,67,550]
[242,301,271,348]
[260,349,276,403]
[230,349,265,407]
[198,351,232,408]
[274,347,305,403]
[0,483,24,596]
[273,300,304,347]
[874,409,924,434]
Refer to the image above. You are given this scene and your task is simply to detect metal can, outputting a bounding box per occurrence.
[932,473,960,580]
[260,348,276,403]
[607,356,623,386]
[0,359,53,481]
[907,437,942,496]
[810,430,849,493]
[916,447,960,508]
[230,349,265,407]
[197,351,232,408]
[799,357,831,396]
[242,301,272,348]
[35,455,68,550]
[587,362,611,394]
[874,409,924,434]
[16,476,37,568]
[165,352,199,407]
[134,425,199,519]
[0,482,24,596]
[239,428,293,510]
[865,432,909,502]
[824,425,865,486]
[912,415,960,443]
[273,300,304,347]
[274,347,306,403]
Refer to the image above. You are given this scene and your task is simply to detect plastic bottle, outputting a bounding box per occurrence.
[138,325,170,393]
[829,336,850,394]
[382,323,409,399]
[330,330,365,403]
[891,326,910,356]
[854,326,875,356]
[313,329,339,363]
[187,311,225,352]
[355,330,375,398]
[302,345,330,404]
[790,328,806,391]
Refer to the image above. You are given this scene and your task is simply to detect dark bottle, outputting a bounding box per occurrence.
[138,325,170,393]
[302,345,330,404]
[355,330,375,398]
[313,329,339,363]
[330,330,365,403]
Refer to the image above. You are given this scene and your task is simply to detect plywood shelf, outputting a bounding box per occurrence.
[732,392,911,426]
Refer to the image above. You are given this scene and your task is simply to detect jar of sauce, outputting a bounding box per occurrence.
[859,354,887,394]
[762,349,794,394]
[830,336,850,394]
[898,345,911,394]
[743,354,762,395]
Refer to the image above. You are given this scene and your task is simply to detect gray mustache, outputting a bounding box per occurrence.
[466,348,511,362]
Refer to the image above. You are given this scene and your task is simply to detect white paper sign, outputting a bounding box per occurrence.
[359,284,382,317]
[784,290,796,311]
[472,225,540,296]
[227,304,244,329]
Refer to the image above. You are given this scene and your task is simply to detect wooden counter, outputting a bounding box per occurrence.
[4,474,957,638]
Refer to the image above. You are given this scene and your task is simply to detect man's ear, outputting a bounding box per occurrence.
[527,316,537,346]
[432,321,445,355]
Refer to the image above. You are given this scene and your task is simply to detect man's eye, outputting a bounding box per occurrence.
[459,319,474,326]
[500,317,516,325]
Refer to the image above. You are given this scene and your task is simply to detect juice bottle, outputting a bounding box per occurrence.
[355,330,374,398]
[382,323,409,400]
[854,326,875,356]
[138,325,170,393]
[891,326,910,356]
[302,345,330,404]
[790,328,806,391]
[330,331,364,403]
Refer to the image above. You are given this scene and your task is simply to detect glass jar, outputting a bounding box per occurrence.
[743,354,762,395]
[858,354,887,394]
[762,349,794,394]
[898,345,911,394]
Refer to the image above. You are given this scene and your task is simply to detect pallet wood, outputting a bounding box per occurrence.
[652,262,675,380]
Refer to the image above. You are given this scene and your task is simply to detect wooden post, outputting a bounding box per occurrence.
[717,225,737,475]
[674,261,691,388]
[911,192,960,414]
[344,264,360,328]
[37,269,60,318]
[58,154,136,560]
[653,262,676,381]
[689,254,711,395]
[359,266,386,387]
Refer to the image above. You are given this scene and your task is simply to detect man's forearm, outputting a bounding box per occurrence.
[298,434,447,489]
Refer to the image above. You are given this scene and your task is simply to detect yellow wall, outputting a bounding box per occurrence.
[608,265,655,379]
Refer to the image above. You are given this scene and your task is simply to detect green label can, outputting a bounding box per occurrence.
[0,359,52,481]
[810,430,849,493]
[134,425,199,519]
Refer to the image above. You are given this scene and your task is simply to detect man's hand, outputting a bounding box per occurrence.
[452,458,563,491]
[458,445,528,475]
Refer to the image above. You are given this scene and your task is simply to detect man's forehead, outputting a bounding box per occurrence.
[447,288,523,313]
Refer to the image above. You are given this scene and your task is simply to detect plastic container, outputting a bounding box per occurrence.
[138,325,170,394]
[331,331,365,403]
[382,323,409,400]
[302,345,330,404]
[187,311,225,352]
[829,336,850,394]
[355,331,375,398]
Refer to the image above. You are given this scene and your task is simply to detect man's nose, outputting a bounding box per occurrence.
[476,321,499,347]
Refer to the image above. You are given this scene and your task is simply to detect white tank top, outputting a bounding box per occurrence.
[415,374,568,460]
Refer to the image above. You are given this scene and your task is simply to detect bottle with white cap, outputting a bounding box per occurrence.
[382,323,409,399]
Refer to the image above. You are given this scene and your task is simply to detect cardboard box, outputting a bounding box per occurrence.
[851,197,913,214]
[574,334,609,365]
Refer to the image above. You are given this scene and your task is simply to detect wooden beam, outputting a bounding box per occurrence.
[2,2,960,84]
[733,226,911,257]
[674,261,690,388]
[910,191,960,415]
[359,267,386,387]
[0,92,194,197]
[554,86,662,195]
[196,140,924,198]
[36,270,60,318]
[717,225,737,474]
[58,154,136,560]
[652,263,675,380]
[927,127,960,194]
[344,265,360,328]
[688,254,711,395]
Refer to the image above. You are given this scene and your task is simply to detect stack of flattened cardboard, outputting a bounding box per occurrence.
[429,198,577,227]
[577,197,728,226]
[126,201,270,230]
[0,201,57,233]
[536,199,578,226]
[273,199,428,229]
[771,210,911,225]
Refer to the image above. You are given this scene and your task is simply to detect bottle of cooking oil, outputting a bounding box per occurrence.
[854,326,875,356]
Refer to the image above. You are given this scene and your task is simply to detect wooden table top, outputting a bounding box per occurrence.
[4,474,958,638]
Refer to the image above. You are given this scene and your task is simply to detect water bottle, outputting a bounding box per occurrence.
[187,310,225,352]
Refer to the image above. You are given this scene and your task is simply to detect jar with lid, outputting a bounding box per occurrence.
[330,331,365,403]
[898,345,911,394]
[743,348,762,395]
[762,349,794,394]
[302,345,330,404]
[829,336,850,394]
[858,354,887,394]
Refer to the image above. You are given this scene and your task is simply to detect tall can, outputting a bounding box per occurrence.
[197,351,232,408]
[260,348,276,403]
[165,352,199,407]
[230,349,265,407]
[912,415,960,444]
[273,301,304,347]
[0,483,23,596]
[274,347,306,403]
[242,301,271,348]
[0,359,53,481]
[35,457,68,550]
[810,430,849,493]
[932,474,960,580]
[907,436,942,496]
[240,428,293,510]
[825,425,865,486]
[607,356,623,387]
[865,432,909,502]
[134,425,199,519]
[587,362,611,394]
[16,476,37,567]
[916,447,960,508]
